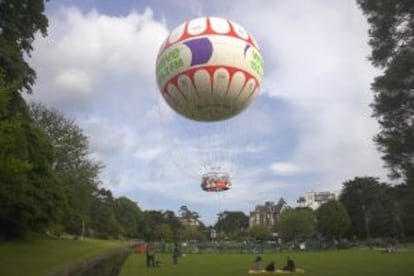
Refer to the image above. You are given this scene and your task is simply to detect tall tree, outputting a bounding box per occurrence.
[29,103,101,234]
[0,0,63,239]
[179,205,200,220]
[0,0,49,92]
[357,0,414,183]
[0,77,66,238]
[249,225,273,241]
[392,183,414,237]
[163,210,182,241]
[89,188,121,239]
[316,200,351,239]
[277,208,315,242]
[339,176,401,238]
[142,210,167,241]
[215,211,249,240]
[113,197,143,238]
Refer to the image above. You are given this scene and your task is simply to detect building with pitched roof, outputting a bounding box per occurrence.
[249,198,289,228]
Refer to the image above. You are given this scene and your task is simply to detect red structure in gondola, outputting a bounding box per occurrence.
[201,171,231,192]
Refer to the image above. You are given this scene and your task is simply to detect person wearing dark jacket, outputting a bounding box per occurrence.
[265,261,276,272]
[146,243,156,267]
[283,256,295,272]
[172,242,180,264]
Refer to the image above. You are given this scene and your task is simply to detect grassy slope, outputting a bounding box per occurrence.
[0,235,127,276]
[120,249,414,276]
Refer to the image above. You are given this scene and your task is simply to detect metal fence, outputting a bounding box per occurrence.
[135,240,346,255]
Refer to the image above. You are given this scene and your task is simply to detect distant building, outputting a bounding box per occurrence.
[180,216,201,227]
[299,191,339,210]
[249,198,289,228]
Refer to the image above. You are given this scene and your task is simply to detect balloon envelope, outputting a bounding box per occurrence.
[156,17,263,121]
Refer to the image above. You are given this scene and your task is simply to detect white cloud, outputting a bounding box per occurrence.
[29,6,168,115]
[54,68,92,96]
[25,1,391,225]
[270,162,300,175]
[226,1,388,190]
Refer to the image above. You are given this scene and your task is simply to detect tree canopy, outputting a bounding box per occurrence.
[215,211,249,240]
[29,103,102,234]
[316,200,351,239]
[0,0,49,92]
[357,0,414,183]
[277,208,315,241]
[340,176,403,238]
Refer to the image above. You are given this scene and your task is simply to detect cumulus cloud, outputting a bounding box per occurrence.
[29,6,168,116]
[270,162,300,175]
[226,1,387,190]
[25,2,390,224]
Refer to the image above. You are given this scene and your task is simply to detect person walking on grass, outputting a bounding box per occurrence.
[172,242,180,265]
[146,243,156,267]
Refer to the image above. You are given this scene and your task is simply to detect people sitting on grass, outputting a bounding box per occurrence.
[282,256,296,272]
[251,256,262,270]
[265,261,276,272]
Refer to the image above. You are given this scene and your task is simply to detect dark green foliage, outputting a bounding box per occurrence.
[390,184,414,237]
[371,50,414,182]
[141,210,184,241]
[29,103,101,234]
[249,224,273,241]
[0,78,66,239]
[142,210,167,240]
[0,0,49,92]
[277,208,315,241]
[339,177,403,238]
[215,211,249,240]
[113,197,143,238]
[357,2,414,237]
[357,0,414,184]
[316,200,351,239]
[0,0,67,239]
[90,189,122,239]
[0,0,147,240]
[357,0,413,68]
[179,205,200,220]
[162,210,182,241]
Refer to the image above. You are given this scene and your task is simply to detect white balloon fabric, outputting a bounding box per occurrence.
[156,17,263,121]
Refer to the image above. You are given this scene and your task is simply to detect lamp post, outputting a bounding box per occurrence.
[361,205,371,241]
[394,202,405,243]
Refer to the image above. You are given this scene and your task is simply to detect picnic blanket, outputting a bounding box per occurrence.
[247,268,305,275]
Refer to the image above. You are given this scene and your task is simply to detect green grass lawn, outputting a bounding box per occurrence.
[1,237,413,276]
[120,249,414,276]
[0,234,127,276]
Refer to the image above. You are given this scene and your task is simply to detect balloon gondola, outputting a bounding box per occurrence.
[201,171,231,192]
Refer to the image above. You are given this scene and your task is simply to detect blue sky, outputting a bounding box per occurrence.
[27,0,389,225]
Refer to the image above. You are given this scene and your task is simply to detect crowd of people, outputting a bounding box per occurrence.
[142,242,298,273]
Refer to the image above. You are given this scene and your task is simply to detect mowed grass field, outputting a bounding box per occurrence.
[120,249,414,276]
[0,235,127,276]
[1,236,413,276]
